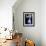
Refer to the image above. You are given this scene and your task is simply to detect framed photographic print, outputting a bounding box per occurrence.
[23,12,35,27]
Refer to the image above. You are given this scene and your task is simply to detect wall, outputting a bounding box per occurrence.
[13,0,41,46]
[41,0,46,46]
[0,0,16,30]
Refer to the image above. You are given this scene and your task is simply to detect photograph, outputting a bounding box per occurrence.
[23,12,35,27]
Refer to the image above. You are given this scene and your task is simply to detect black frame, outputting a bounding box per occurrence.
[23,12,35,27]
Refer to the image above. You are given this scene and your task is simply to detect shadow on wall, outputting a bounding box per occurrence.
[12,0,41,46]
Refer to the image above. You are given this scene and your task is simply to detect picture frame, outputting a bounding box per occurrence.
[23,12,35,27]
